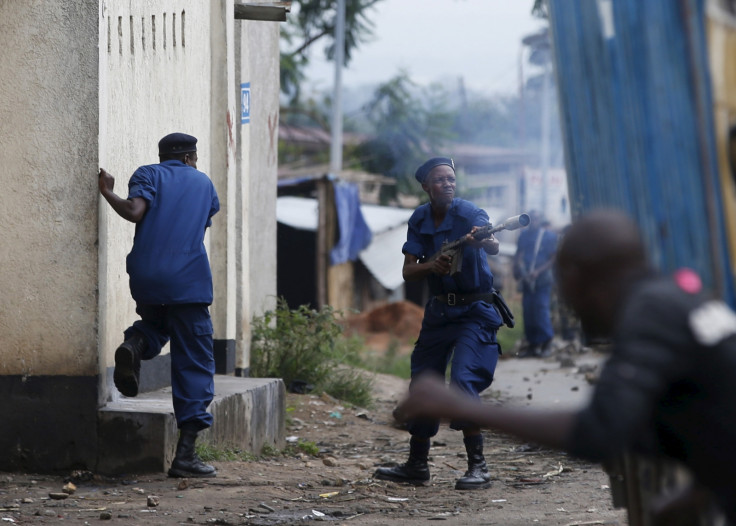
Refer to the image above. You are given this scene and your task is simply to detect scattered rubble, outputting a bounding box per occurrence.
[0,324,626,525]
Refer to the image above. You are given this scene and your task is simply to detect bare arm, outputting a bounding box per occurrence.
[403,228,499,281]
[394,373,578,451]
[467,228,499,255]
[98,168,148,223]
[402,252,452,281]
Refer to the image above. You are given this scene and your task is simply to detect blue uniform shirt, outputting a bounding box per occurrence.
[126,160,220,304]
[402,198,495,296]
[403,199,502,440]
[516,227,558,287]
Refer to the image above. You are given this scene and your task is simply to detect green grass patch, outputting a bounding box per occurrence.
[250,299,374,408]
[196,438,321,463]
[195,443,258,462]
[286,439,320,457]
[497,297,524,354]
[358,339,412,380]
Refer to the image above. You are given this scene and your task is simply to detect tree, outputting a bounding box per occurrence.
[281,0,384,103]
[355,72,455,199]
[451,94,518,148]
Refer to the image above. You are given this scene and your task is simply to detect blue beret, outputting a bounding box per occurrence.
[415,157,455,183]
[158,132,197,155]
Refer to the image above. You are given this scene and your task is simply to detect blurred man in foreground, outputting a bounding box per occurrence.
[395,208,736,524]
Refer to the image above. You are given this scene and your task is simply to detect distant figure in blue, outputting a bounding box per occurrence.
[513,210,558,357]
[374,157,505,490]
[98,133,220,478]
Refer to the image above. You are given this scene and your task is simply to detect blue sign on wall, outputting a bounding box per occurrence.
[240,82,251,124]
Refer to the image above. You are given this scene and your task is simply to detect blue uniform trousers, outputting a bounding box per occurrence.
[124,303,215,430]
[408,302,500,438]
[522,284,554,346]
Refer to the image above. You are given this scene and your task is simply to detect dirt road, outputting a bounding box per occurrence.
[0,352,628,525]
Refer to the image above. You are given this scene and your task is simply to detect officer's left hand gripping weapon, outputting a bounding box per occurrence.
[424,213,531,276]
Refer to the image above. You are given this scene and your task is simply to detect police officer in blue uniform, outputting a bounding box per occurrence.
[98,132,220,478]
[513,210,558,357]
[374,157,504,490]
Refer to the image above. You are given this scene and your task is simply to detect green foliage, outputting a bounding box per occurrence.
[260,443,281,457]
[321,366,373,408]
[292,439,320,456]
[250,298,374,407]
[452,95,517,148]
[497,296,524,354]
[196,439,322,462]
[195,443,258,462]
[280,0,384,102]
[358,339,412,380]
[532,0,549,19]
[355,72,456,200]
[280,51,308,103]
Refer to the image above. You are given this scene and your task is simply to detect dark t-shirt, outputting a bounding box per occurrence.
[568,269,736,519]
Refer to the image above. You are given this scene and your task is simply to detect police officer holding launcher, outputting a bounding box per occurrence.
[98,132,220,478]
[374,157,505,490]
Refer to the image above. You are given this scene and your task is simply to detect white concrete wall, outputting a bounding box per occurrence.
[0,0,279,381]
[0,1,100,376]
[98,1,214,385]
[235,16,280,370]
[0,0,282,472]
[209,0,238,350]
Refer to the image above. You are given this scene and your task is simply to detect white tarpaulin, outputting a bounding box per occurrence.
[276,197,516,290]
[276,196,412,291]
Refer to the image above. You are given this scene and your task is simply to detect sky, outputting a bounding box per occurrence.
[302,0,547,95]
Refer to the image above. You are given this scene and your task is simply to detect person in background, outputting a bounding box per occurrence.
[513,210,558,357]
[373,157,505,490]
[98,132,220,478]
[395,208,736,524]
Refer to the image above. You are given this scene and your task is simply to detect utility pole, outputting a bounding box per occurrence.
[329,0,345,175]
[319,0,346,308]
[522,27,552,217]
[518,44,527,214]
[540,48,551,218]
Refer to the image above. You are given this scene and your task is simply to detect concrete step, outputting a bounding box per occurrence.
[97,376,285,475]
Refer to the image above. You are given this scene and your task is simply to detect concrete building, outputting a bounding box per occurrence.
[0,0,288,473]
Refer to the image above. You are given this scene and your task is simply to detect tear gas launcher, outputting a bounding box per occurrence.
[424,213,530,276]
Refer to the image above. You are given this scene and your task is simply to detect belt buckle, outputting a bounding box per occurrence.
[447,293,456,306]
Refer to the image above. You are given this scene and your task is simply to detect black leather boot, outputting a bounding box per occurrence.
[455,435,492,490]
[113,332,145,397]
[374,437,430,485]
[536,339,554,358]
[168,424,217,478]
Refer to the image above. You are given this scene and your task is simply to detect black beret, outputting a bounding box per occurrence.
[415,157,455,183]
[158,132,197,155]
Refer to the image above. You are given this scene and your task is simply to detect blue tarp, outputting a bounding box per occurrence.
[330,182,373,265]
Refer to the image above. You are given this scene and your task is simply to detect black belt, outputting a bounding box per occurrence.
[434,292,495,307]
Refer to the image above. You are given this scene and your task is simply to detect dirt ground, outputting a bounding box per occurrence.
[0,351,629,526]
